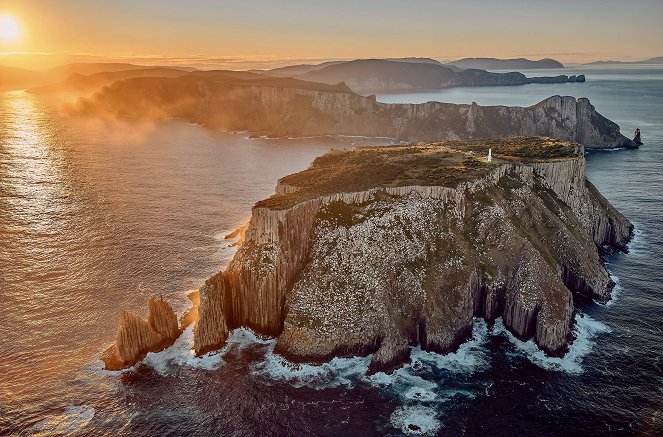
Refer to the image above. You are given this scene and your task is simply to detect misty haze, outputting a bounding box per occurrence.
[1,1,661,436]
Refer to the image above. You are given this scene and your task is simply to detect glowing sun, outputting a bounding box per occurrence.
[0,15,21,42]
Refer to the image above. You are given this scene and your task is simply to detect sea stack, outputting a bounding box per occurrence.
[103,297,181,370]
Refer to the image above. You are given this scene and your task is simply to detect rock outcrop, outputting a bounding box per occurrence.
[102,297,181,370]
[76,75,635,149]
[188,137,632,373]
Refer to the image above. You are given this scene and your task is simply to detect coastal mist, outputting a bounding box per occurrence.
[1,66,662,436]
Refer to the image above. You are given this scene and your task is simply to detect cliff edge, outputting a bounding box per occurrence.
[75,75,635,149]
[106,138,632,372]
[191,137,632,373]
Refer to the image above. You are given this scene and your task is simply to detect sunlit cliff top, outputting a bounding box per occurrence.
[256,137,581,210]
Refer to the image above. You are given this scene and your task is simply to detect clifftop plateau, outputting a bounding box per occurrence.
[106,137,632,372]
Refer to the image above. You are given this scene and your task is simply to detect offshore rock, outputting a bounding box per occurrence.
[76,75,635,149]
[190,137,632,373]
[103,297,181,370]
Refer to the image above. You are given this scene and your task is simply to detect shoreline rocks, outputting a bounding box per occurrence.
[104,138,632,373]
[190,139,631,373]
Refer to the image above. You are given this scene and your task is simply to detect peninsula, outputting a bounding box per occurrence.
[75,74,635,149]
[104,137,632,372]
[446,57,564,70]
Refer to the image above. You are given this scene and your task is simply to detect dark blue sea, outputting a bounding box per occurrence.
[1,65,661,435]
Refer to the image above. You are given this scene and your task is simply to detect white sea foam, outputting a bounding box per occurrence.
[252,347,371,389]
[402,386,438,402]
[604,273,622,307]
[362,318,491,435]
[625,227,644,256]
[409,318,490,375]
[366,366,437,393]
[494,314,611,374]
[141,326,224,375]
[225,327,275,347]
[96,327,273,377]
[211,228,241,266]
[588,147,625,152]
[144,326,273,374]
[31,405,95,435]
[390,405,442,436]
[142,325,274,375]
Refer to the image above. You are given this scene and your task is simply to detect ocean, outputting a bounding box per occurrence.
[0,65,661,436]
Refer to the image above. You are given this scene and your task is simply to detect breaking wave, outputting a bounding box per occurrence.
[625,227,644,256]
[250,319,491,435]
[494,313,611,374]
[390,405,442,436]
[605,273,622,307]
[93,326,225,376]
[251,346,371,389]
[141,326,225,375]
[409,318,491,375]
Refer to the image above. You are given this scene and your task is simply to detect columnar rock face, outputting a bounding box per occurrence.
[77,76,635,149]
[190,138,632,373]
[103,297,181,370]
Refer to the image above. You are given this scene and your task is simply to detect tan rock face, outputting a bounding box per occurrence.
[77,76,635,149]
[192,139,632,373]
[103,297,181,370]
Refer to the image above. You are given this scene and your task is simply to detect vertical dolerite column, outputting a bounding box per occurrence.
[103,297,181,370]
[194,274,230,354]
[194,199,324,353]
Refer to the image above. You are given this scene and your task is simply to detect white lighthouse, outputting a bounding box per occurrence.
[487,148,492,163]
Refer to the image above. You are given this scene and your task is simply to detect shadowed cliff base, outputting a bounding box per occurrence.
[105,137,632,372]
[72,74,636,149]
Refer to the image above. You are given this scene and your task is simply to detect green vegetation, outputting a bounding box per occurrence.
[257,137,580,210]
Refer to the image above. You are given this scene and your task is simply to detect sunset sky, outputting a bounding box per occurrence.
[1,0,662,69]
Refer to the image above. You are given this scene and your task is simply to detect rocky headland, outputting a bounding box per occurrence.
[293,59,582,93]
[75,74,635,149]
[106,137,632,372]
[446,57,565,70]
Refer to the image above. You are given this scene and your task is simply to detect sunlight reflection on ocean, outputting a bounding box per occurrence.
[1,65,662,435]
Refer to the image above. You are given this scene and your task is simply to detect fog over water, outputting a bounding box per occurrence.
[1,65,662,435]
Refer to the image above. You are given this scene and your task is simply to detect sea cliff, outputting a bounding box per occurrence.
[105,137,632,372]
[76,75,635,149]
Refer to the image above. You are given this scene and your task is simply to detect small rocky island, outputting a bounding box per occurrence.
[104,137,632,372]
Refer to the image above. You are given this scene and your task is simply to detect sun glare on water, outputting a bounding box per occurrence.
[0,15,21,41]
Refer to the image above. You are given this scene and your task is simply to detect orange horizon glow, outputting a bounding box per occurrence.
[0,0,662,71]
